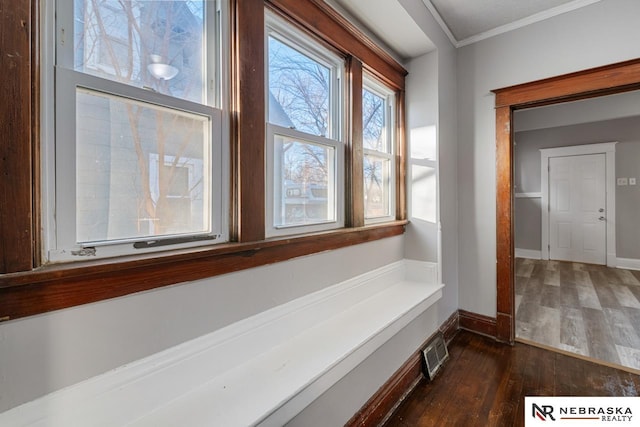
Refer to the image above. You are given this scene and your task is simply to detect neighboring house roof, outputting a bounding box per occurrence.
[269,90,296,129]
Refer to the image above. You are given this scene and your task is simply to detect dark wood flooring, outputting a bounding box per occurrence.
[382,330,640,427]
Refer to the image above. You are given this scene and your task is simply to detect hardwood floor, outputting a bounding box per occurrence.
[515,258,640,371]
[382,330,640,427]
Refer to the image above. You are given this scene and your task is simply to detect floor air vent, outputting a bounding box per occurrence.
[422,333,449,380]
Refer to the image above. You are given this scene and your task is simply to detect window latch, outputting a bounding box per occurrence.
[133,235,218,249]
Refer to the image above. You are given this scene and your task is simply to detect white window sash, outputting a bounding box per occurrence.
[363,74,396,223]
[266,124,345,238]
[264,11,345,237]
[265,10,344,141]
[46,0,228,262]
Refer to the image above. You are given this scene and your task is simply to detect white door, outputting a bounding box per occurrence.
[548,153,606,264]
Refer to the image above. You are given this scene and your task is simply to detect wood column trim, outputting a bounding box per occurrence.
[0,0,35,273]
[395,89,407,221]
[346,57,364,227]
[493,57,640,346]
[495,106,514,344]
[232,0,265,242]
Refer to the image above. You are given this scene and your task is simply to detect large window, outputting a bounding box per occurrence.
[265,12,345,237]
[363,74,396,222]
[0,0,408,320]
[48,0,227,261]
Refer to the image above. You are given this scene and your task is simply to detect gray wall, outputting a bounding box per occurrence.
[515,90,640,133]
[515,197,542,251]
[457,0,640,317]
[514,116,640,259]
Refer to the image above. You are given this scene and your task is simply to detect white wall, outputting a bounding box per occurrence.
[0,238,403,413]
[456,0,640,316]
[287,302,441,426]
[400,0,459,326]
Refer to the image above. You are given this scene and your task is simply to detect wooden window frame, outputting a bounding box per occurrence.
[492,58,640,343]
[0,0,407,322]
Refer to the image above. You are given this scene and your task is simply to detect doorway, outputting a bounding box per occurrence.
[492,58,640,346]
[514,98,640,369]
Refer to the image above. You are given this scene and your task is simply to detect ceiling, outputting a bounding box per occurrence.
[326,0,436,60]
[428,0,600,44]
[332,0,601,56]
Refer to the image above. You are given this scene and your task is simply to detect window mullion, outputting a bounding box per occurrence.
[395,89,406,221]
[233,0,265,242]
[346,57,364,228]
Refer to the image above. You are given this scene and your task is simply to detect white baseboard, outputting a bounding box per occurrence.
[0,260,443,427]
[617,257,640,271]
[514,192,542,199]
[515,248,542,259]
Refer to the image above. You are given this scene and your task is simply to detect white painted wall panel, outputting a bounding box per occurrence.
[0,237,404,413]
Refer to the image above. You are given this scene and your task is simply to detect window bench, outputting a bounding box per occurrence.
[0,260,442,426]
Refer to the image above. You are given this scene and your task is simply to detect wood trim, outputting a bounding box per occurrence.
[496,312,513,344]
[495,106,513,344]
[458,309,497,338]
[233,0,265,242]
[0,0,34,273]
[395,89,407,221]
[307,0,406,86]
[267,0,406,91]
[0,223,406,321]
[494,58,640,108]
[493,58,640,346]
[345,350,422,427]
[439,310,460,344]
[31,0,42,268]
[347,57,365,228]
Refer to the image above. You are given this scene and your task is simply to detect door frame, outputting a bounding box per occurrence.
[540,143,617,266]
[492,58,640,343]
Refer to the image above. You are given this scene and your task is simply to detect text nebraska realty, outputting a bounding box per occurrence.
[560,406,632,422]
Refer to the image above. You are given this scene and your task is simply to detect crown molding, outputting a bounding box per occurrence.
[423,0,601,48]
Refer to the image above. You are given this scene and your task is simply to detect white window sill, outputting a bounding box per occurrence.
[0,260,443,426]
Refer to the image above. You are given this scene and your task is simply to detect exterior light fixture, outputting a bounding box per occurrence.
[147,54,179,81]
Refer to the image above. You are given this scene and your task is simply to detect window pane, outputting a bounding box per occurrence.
[274,135,335,227]
[364,155,391,219]
[74,0,206,103]
[363,88,388,152]
[76,88,211,243]
[268,36,331,137]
